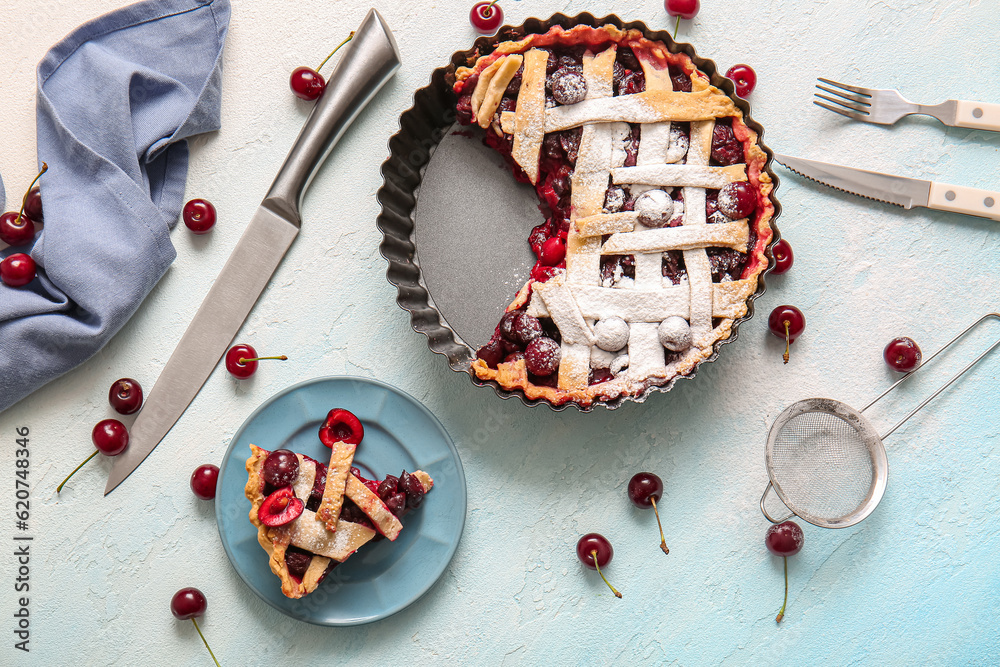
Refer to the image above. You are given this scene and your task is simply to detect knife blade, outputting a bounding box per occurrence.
[106,8,401,495]
[773,153,1000,222]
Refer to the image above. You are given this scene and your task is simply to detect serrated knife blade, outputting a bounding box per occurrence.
[105,8,401,495]
[772,153,1000,221]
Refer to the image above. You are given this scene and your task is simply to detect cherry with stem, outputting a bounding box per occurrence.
[170,587,220,667]
[767,305,805,364]
[20,163,47,222]
[470,1,504,33]
[289,32,355,101]
[225,343,287,378]
[665,0,700,40]
[0,163,47,247]
[576,533,622,599]
[57,419,129,492]
[765,521,804,622]
[627,472,669,555]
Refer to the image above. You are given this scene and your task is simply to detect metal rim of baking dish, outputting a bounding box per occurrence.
[376,12,783,412]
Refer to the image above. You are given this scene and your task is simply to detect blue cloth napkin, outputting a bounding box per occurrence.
[0,0,230,413]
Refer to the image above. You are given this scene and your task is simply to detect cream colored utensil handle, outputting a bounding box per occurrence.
[953,100,1000,132]
[928,181,1000,221]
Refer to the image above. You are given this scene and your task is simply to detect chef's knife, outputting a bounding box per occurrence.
[773,153,1000,221]
[105,9,401,495]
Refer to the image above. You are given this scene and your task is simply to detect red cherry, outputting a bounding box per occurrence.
[93,419,129,456]
[576,533,622,598]
[539,237,566,266]
[725,64,757,97]
[182,198,216,234]
[771,239,793,275]
[109,377,143,415]
[475,338,505,369]
[717,182,756,219]
[470,1,504,33]
[318,408,365,447]
[225,344,287,378]
[170,587,207,619]
[765,521,804,556]
[883,336,922,373]
[627,472,669,555]
[765,520,804,623]
[525,336,560,376]
[665,0,700,20]
[3,163,47,241]
[1,253,36,287]
[56,419,130,492]
[170,588,220,664]
[290,66,326,101]
[258,486,305,526]
[190,464,220,500]
[0,212,35,246]
[23,186,43,223]
[767,305,805,364]
[290,32,355,101]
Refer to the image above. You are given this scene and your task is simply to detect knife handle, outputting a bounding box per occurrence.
[928,182,1000,221]
[952,100,1000,132]
[264,8,401,222]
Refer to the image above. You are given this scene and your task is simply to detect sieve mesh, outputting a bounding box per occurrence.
[770,410,875,522]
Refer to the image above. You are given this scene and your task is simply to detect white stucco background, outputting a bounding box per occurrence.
[1,0,999,664]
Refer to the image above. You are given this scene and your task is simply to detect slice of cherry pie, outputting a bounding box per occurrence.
[245,444,433,599]
[453,24,775,406]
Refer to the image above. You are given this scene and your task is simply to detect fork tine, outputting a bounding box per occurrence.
[813,99,866,120]
[814,93,870,115]
[816,77,873,97]
[815,84,871,107]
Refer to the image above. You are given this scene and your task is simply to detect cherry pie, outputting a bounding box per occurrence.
[453,24,775,406]
[245,444,433,599]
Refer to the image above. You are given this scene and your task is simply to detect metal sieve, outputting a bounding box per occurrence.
[760,313,1000,529]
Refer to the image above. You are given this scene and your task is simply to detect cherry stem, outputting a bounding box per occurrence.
[776,555,788,623]
[315,32,355,73]
[191,617,221,667]
[482,0,500,17]
[56,449,98,493]
[673,15,680,40]
[18,162,47,220]
[650,497,669,555]
[591,550,622,599]
[239,355,288,364]
[782,320,791,364]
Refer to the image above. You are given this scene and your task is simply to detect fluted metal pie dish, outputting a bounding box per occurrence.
[376,12,782,411]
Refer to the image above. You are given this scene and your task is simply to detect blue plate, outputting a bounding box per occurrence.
[216,376,467,626]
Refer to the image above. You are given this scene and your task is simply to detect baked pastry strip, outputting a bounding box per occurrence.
[344,474,404,541]
[510,49,548,184]
[317,440,356,532]
[476,55,523,128]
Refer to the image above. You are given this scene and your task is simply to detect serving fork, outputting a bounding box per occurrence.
[814,78,1000,132]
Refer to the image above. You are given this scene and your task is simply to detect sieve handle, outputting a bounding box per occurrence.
[862,312,1000,440]
[760,482,795,524]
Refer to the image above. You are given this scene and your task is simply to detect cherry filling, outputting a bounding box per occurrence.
[458,40,761,389]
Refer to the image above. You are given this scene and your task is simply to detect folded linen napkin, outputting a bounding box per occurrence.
[0,0,230,413]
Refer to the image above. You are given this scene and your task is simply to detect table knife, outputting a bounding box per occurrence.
[773,153,1000,221]
[105,8,401,495]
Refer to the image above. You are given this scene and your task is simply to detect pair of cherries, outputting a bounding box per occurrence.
[1,164,47,288]
[576,472,670,599]
[56,378,144,493]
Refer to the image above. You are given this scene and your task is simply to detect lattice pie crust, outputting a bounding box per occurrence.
[455,25,774,406]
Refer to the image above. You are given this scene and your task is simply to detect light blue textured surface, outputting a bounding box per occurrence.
[1,0,999,665]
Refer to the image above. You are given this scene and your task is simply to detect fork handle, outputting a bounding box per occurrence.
[953,100,1000,132]
[928,182,1000,221]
